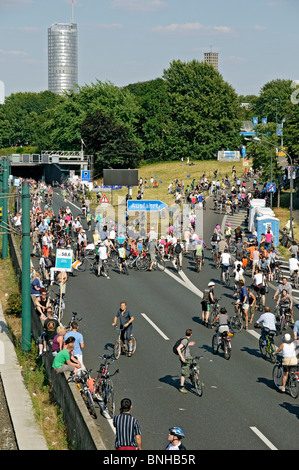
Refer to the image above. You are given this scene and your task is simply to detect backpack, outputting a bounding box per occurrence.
[173,337,188,355]
[174,243,182,254]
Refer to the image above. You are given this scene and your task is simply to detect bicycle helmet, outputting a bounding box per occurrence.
[208,281,215,287]
[169,427,185,439]
[227,222,231,226]
[216,225,220,229]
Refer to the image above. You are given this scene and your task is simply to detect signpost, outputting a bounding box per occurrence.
[55,248,73,272]
[267,183,276,193]
[100,194,109,207]
[127,200,167,212]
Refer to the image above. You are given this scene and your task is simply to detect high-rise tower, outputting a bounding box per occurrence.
[48,21,78,94]
[204,51,219,71]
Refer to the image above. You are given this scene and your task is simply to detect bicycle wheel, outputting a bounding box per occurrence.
[93,377,105,401]
[130,336,137,355]
[212,334,219,355]
[259,337,267,359]
[83,389,97,419]
[207,310,217,329]
[105,381,115,418]
[229,314,243,333]
[269,343,276,363]
[77,258,86,272]
[223,340,231,360]
[136,257,150,271]
[156,256,165,272]
[193,376,203,397]
[195,260,201,272]
[288,372,299,399]
[225,272,230,287]
[113,339,122,360]
[272,364,283,389]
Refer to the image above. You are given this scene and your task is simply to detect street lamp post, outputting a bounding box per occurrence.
[246,136,294,238]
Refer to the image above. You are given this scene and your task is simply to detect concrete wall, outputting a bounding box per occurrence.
[8,230,106,450]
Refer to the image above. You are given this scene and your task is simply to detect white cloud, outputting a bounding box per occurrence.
[0,49,27,56]
[153,22,233,35]
[83,23,123,30]
[111,0,166,11]
[253,24,267,31]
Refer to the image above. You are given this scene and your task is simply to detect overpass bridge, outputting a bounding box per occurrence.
[6,151,94,183]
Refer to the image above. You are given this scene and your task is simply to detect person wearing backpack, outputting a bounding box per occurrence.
[175,329,196,393]
[173,239,183,270]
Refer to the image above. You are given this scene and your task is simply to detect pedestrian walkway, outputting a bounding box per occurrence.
[0,302,48,450]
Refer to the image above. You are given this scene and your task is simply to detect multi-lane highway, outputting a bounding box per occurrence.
[46,191,299,451]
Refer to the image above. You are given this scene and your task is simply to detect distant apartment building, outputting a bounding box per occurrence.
[204,52,219,71]
[48,22,78,94]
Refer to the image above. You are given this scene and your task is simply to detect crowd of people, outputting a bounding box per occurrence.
[9,168,299,450]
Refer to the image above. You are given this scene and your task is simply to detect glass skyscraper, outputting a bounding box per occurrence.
[48,22,78,94]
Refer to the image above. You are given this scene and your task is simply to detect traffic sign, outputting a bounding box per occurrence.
[81,170,91,182]
[55,248,73,272]
[100,194,109,205]
[267,183,276,193]
[127,200,167,212]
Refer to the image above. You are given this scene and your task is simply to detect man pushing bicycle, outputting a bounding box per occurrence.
[112,301,135,357]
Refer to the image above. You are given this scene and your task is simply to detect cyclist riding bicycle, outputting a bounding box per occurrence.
[254,306,276,345]
[274,333,298,392]
[112,301,135,357]
[220,249,231,284]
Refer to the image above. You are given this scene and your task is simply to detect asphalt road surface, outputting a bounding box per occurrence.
[45,191,299,451]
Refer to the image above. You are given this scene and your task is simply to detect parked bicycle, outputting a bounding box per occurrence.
[66,311,82,332]
[68,369,97,419]
[51,293,65,321]
[113,327,137,360]
[92,354,119,418]
[212,330,233,360]
[273,356,299,398]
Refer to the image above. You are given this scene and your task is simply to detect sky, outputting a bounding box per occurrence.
[0,0,298,99]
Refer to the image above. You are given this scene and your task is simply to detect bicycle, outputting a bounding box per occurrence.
[290,270,299,289]
[97,258,110,278]
[211,248,220,269]
[207,298,222,329]
[221,265,231,287]
[188,356,203,397]
[51,293,65,321]
[272,356,299,398]
[173,253,181,273]
[256,326,277,363]
[212,330,233,360]
[275,304,291,334]
[273,262,283,283]
[76,253,97,273]
[113,327,137,360]
[148,253,165,272]
[255,288,264,313]
[92,354,119,418]
[66,311,82,332]
[229,301,245,333]
[68,369,97,419]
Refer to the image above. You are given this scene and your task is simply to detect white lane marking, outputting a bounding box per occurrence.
[250,427,278,450]
[247,330,260,340]
[141,313,169,340]
[165,264,203,298]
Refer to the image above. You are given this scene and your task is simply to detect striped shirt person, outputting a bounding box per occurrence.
[113,398,142,450]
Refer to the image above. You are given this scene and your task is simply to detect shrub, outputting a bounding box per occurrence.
[7,292,22,316]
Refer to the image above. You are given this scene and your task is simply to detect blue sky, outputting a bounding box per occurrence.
[0,0,298,98]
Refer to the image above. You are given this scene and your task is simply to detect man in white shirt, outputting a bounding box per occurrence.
[96,242,109,278]
[220,249,231,283]
[253,267,266,308]
[255,307,276,345]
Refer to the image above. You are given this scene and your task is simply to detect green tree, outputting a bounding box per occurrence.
[162,60,242,161]
[254,79,292,123]
[244,123,282,183]
[80,110,142,176]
